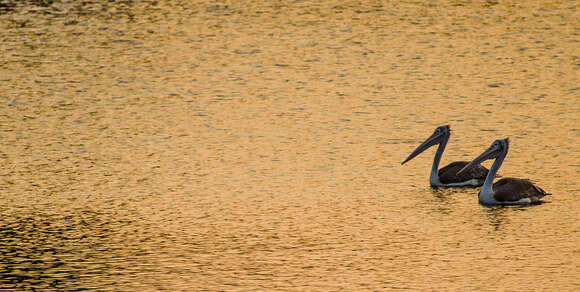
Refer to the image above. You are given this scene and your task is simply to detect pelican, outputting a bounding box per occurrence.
[458,138,550,205]
[401,125,489,187]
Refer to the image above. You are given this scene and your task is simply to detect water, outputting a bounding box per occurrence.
[0,0,578,290]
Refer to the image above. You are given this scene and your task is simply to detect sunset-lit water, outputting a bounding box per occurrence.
[1,1,578,290]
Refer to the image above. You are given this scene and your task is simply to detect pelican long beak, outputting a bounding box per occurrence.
[401,132,443,165]
[457,145,499,175]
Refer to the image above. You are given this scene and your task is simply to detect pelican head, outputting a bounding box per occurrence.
[401,125,450,165]
[458,138,509,174]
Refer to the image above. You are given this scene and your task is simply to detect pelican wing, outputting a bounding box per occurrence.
[493,178,551,203]
[438,161,489,184]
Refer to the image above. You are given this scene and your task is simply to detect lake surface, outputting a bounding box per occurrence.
[0,0,578,291]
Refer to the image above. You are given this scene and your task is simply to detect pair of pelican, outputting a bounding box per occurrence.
[402,125,550,205]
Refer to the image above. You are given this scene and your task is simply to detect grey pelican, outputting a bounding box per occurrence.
[401,125,489,187]
[458,138,550,205]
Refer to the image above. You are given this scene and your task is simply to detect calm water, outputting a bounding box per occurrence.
[1,0,578,291]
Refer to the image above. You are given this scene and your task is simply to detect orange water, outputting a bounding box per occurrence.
[0,1,578,290]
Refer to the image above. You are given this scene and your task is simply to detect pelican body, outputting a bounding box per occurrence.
[401,125,489,188]
[458,138,550,205]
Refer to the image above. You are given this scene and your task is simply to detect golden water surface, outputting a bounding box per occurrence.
[0,0,578,291]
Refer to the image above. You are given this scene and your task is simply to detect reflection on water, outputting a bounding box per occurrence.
[0,210,109,290]
[1,0,579,291]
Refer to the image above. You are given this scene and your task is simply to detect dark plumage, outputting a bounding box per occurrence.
[438,161,488,185]
[490,178,550,203]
